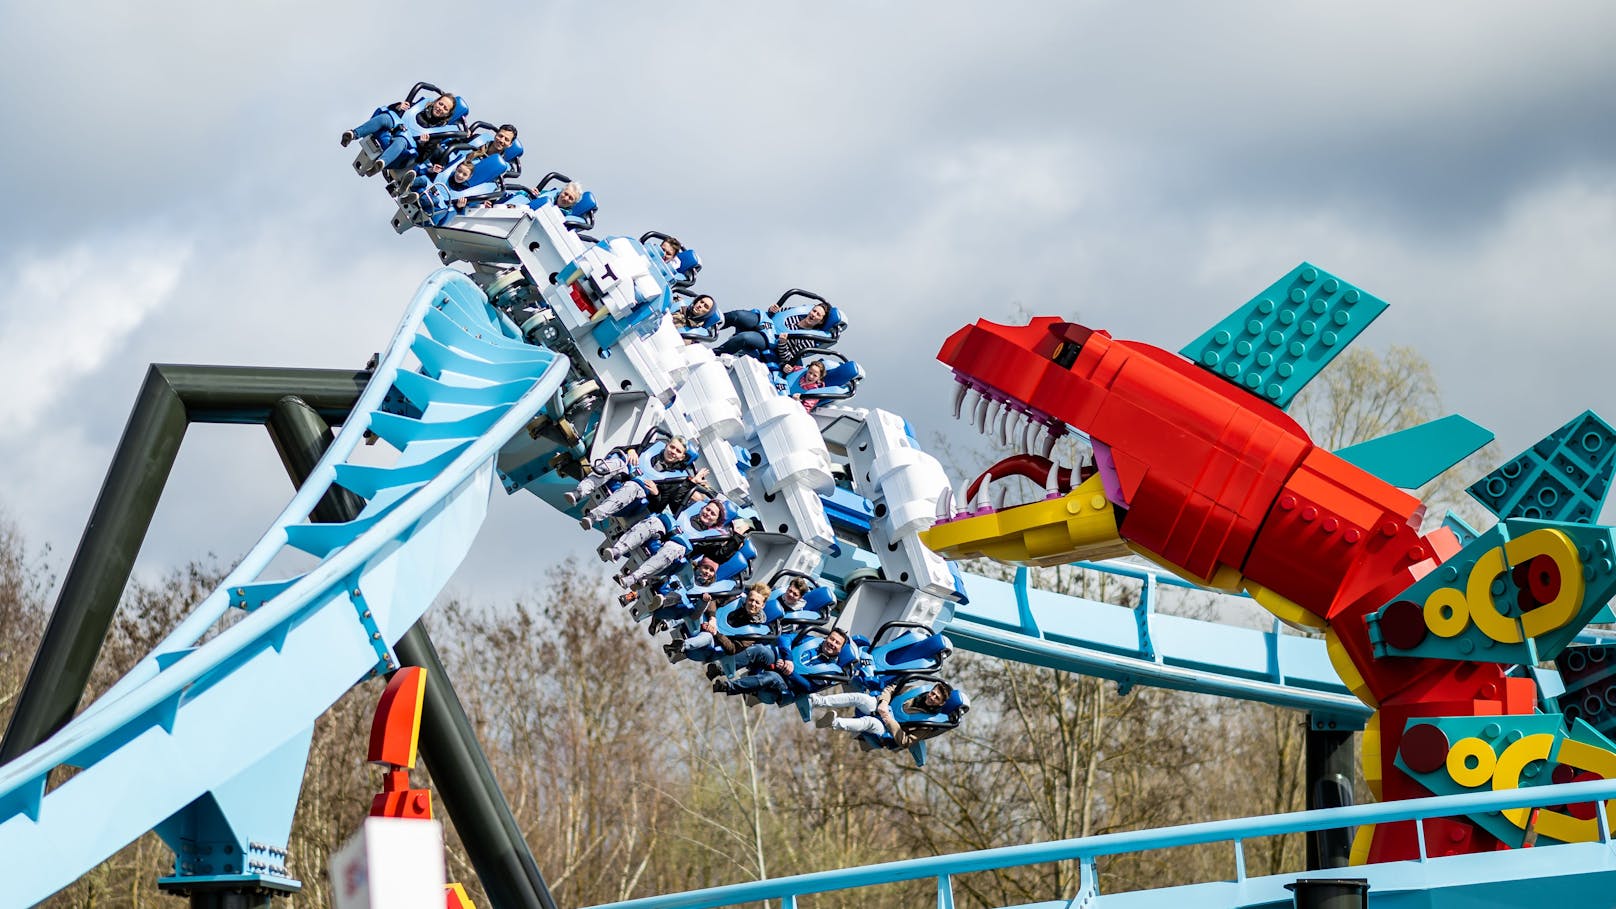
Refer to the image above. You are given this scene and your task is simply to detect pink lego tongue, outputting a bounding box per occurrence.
[1091,441,1128,508]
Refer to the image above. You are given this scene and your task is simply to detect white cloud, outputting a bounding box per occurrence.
[0,241,189,432]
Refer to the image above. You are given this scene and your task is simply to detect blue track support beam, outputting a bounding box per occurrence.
[946,568,1370,722]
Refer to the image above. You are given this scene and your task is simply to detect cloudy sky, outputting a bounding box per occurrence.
[2,2,1615,610]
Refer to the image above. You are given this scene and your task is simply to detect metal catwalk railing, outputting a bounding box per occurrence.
[585,778,1616,909]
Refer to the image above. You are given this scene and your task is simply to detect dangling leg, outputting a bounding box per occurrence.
[620,541,687,587]
[585,481,647,527]
[568,454,631,505]
[605,517,664,560]
[830,715,886,736]
[808,691,879,713]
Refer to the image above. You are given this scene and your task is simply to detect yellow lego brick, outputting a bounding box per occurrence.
[1327,628,1378,708]
[446,882,477,909]
[1244,580,1327,630]
[920,474,1130,566]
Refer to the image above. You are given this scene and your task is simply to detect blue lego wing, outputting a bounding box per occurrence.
[1333,414,1494,490]
[1466,410,1616,524]
[1180,262,1389,410]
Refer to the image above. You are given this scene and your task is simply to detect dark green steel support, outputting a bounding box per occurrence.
[5,366,554,909]
[0,365,367,764]
[266,396,555,909]
[264,395,366,523]
[1306,714,1356,870]
[393,628,558,909]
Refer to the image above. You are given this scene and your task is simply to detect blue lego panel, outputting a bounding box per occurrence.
[1443,511,1482,548]
[1180,262,1388,409]
[1467,410,1616,525]
[820,485,876,534]
[1334,414,1494,490]
[1556,644,1616,741]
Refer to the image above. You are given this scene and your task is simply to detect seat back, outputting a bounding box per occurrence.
[782,358,862,400]
[714,540,754,582]
[672,249,702,288]
[870,621,951,673]
[780,585,835,625]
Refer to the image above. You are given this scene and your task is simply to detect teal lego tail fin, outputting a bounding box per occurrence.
[1466,410,1616,524]
[1333,413,1494,490]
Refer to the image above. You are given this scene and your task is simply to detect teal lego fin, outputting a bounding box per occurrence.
[1333,414,1494,489]
[1466,410,1616,524]
[1442,510,1482,548]
[1180,262,1388,410]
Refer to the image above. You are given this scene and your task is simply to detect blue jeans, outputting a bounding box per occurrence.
[715,310,769,356]
[728,670,788,698]
[682,631,722,663]
[352,111,413,168]
[733,642,775,669]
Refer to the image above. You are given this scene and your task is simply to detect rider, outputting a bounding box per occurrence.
[714,298,833,365]
[342,90,463,174]
[672,294,721,345]
[809,680,954,746]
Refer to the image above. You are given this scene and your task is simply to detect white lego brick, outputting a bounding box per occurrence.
[678,355,743,440]
[899,590,950,628]
[867,518,956,599]
[872,446,950,540]
[329,817,446,909]
[702,437,751,503]
[752,395,833,495]
[616,321,681,401]
[746,534,830,581]
[748,479,834,550]
[729,358,832,495]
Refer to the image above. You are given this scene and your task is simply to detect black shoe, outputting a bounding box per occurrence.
[340,130,355,147]
[648,618,668,635]
[705,663,723,681]
[662,642,681,659]
[711,678,731,693]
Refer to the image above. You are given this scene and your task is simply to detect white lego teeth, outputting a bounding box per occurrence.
[935,486,954,520]
[974,395,991,432]
[993,405,1010,445]
[993,484,1008,510]
[1038,427,1057,460]
[955,479,972,516]
[1021,416,1036,453]
[1045,462,1061,497]
[954,384,973,420]
[971,472,994,512]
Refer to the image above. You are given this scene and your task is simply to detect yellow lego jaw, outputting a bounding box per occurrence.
[921,473,1131,567]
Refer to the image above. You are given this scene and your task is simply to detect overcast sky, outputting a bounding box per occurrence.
[2,2,1615,611]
